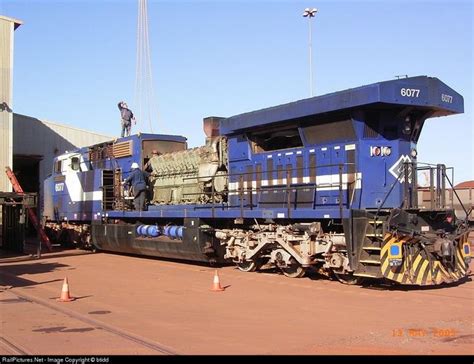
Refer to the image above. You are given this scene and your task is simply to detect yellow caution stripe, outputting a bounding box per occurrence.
[379,232,469,286]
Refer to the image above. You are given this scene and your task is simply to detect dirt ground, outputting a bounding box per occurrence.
[0,248,472,355]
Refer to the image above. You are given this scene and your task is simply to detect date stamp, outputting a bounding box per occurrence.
[392,328,457,337]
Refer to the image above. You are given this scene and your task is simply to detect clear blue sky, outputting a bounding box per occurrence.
[2,0,473,183]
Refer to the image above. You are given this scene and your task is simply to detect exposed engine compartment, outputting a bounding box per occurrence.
[149,136,228,204]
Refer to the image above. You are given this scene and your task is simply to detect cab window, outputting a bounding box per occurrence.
[71,157,80,171]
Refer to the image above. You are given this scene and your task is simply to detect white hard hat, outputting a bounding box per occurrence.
[131,162,139,169]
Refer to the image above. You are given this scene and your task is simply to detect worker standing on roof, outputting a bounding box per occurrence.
[118,101,136,137]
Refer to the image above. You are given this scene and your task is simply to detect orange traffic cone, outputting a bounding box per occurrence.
[210,269,225,292]
[57,277,75,302]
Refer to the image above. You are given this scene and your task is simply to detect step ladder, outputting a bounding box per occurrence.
[354,218,385,279]
[5,166,52,252]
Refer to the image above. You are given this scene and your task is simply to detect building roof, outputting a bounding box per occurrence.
[0,15,23,30]
[454,180,474,189]
[14,113,113,139]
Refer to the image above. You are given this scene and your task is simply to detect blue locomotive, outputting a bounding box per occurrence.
[43,76,472,285]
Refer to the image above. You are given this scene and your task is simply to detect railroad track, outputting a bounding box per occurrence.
[0,336,31,355]
[4,288,178,355]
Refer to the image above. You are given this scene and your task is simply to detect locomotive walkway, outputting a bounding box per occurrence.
[0,248,472,355]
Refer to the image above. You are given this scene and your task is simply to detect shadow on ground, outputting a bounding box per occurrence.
[0,261,71,288]
[0,248,93,264]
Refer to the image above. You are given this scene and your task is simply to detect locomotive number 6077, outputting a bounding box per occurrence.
[43,76,471,287]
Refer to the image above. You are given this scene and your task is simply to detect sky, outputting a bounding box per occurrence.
[1,0,473,183]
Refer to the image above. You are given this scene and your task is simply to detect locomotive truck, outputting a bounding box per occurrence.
[43,76,472,285]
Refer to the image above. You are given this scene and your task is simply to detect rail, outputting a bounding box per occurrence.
[103,161,471,223]
[401,162,471,221]
[194,163,356,219]
[103,163,358,220]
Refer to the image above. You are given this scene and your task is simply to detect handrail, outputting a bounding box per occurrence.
[176,163,354,219]
[106,162,357,218]
[444,173,470,223]
[403,163,469,222]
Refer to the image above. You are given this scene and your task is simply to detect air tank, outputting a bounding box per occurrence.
[145,225,160,237]
[163,225,184,239]
[136,224,161,237]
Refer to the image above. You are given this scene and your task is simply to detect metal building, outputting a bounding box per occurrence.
[0,15,22,193]
[1,113,112,252]
[0,15,113,250]
[13,113,113,212]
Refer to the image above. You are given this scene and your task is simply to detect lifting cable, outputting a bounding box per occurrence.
[134,0,159,133]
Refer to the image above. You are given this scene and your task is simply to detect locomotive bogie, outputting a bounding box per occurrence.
[214,223,355,278]
[44,222,91,249]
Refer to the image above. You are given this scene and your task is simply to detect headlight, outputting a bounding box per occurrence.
[370,146,382,157]
[403,116,412,135]
[411,148,417,158]
[371,146,392,157]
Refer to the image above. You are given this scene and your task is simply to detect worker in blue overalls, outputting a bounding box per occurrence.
[123,162,149,211]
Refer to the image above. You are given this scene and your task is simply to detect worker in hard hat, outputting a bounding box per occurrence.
[118,101,136,138]
[122,162,149,211]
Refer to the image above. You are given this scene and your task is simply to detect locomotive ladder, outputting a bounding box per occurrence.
[353,214,387,279]
[5,166,53,252]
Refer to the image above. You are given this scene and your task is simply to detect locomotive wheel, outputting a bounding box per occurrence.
[236,261,259,272]
[333,272,364,285]
[280,264,306,278]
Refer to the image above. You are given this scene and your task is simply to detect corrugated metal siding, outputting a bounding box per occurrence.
[0,19,13,192]
[13,114,113,156]
[13,114,112,215]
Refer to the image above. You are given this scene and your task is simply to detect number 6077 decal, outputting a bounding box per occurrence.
[400,88,420,97]
[441,94,453,103]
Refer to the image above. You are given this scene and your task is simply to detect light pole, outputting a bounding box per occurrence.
[303,7,318,97]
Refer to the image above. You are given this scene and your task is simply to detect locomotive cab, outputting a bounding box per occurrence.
[43,151,96,222]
